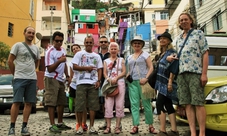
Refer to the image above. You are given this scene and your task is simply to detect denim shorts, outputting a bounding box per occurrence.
[13,79,37,103]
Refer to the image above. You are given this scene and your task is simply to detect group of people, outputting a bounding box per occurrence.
[7,12,208,136]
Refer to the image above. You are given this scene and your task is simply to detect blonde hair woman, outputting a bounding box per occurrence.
[155,31,179,136]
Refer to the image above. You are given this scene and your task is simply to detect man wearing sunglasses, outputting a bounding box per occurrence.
[72,35,103,134]
[98,36,110,130]
[44,31,71,133]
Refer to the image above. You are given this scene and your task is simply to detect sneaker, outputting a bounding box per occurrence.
[75,123,79,131]
[8,127,15,136]
[49,124,61,133]
[89,126,98,134]
[57,122,72,130]
[82,124,88,131]
[21,127,30,136]
[76,126,83,135]
[167,130,179,136]
[98,122,107,130]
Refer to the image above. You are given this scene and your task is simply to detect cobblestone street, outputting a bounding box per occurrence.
[0,107,192,136]
[1,107,226,136]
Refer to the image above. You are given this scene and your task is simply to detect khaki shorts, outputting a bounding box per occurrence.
[44,77,66,106]
[177,72,205,106]
[75,84,99,112]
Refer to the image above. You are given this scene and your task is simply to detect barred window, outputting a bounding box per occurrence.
[8,23,13,37]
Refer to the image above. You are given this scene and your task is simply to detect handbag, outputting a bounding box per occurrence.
[102,81,118,95]
[22,42,37,61]
[136,64,155,99]
[148,53,164,88]
[167,29,194,75]
[148,60,159,88]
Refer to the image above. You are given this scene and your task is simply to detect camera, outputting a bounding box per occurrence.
[126,75,133,83]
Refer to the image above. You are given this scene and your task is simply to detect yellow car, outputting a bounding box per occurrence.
[175,76,227,132]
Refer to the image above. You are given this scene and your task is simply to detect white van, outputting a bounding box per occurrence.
[206,35,227,78]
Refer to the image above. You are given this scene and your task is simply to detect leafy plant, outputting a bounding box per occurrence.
[0,42,10,69]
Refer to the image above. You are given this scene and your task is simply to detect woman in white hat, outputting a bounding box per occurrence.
[126,35,157,134]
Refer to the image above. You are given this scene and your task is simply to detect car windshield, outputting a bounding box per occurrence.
[0,75,13,85]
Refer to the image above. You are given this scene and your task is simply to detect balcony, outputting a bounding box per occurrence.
[165,0,181,9]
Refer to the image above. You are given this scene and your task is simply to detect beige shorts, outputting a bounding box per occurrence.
[44,77,66,106]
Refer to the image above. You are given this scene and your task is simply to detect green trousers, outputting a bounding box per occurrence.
[128,80,154,126]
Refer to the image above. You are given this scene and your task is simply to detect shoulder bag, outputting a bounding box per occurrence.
[136,63,156,99]
[22,42,37,61]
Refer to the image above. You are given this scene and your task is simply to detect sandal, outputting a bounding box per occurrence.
[149,126,158,134]
[130,126,138,134]
[103,127,111,134]
[114,127,121,134]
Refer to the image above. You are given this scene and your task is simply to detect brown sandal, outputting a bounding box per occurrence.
[149,126,158,134]
[114,127,121,134]
[103,127,111,134]
[130,126,138,134]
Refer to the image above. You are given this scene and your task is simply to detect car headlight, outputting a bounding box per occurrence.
[0,98,3,103]
[206,86,227,103]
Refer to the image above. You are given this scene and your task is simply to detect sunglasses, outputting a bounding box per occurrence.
[55,40,63,43]
[100,41,108,43]
[85,42,93,44]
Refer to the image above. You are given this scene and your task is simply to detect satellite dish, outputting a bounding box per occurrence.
[39,47,44,54]
[36,32,42,40]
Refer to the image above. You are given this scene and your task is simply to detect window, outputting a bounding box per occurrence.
[29,0,34,19]
[87,24,94,29]
[78,24,83,29]
[200,24,207,34]
[49,6,56,10]
[209,48,227,66]
[8,23,13,37]
[160,12,168,20]
[74,15,79,22]
[85,15,90,20]
[212,11,223,31]
[152,14,155,20]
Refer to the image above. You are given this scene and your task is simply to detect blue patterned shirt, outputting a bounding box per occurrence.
[176,29,209,74]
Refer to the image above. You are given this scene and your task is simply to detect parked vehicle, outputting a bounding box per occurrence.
[0,74,36,114]
[206,35,227,77]
[175,76,227,132]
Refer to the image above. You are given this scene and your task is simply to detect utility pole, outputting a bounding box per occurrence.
[189,0,197,29]
[50,8,54,44]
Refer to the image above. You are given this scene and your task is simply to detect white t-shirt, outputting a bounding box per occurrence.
[10,42,41,79]
[71,50,103,85]
[44,46,67,82]
[69,62,78,89]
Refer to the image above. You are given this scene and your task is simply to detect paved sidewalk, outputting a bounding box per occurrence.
[0,108,191,136]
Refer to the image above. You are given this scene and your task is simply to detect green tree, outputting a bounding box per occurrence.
[0,42,10,69]
[72,0,109,11]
